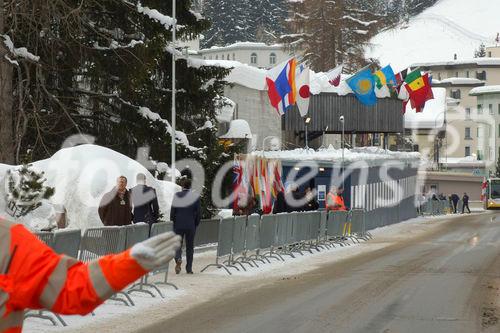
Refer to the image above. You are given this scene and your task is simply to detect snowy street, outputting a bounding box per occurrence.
[23,211,500,333]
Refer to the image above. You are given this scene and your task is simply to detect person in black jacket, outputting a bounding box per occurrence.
[450,193,460,214]
[130,173,160,227]
[462,192,471,214]
[273,190,287,214]
[170,178,201,274]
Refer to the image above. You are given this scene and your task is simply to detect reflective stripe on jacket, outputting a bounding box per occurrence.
[0,218,147,332]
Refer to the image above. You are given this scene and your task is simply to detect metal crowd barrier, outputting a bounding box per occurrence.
[148,221,177,290]
[201,209,370,275]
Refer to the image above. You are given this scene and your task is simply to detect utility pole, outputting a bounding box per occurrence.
[171,0,176,183]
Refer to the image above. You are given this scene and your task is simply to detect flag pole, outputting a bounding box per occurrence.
[171,0,177,183]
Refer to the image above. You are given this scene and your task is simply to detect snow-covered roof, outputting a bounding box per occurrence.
[365,0,499,71]
[199,42,284,53]
[439,156,486,167]
[413,58,500,69]
[469,85,500,96]
[435,77,484,86]
[405,88,446,130]
[252,147,420,166]
[220,119,253,139]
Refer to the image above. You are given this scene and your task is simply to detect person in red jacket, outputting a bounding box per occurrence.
[0,217,180,333]
[326,186,347,212]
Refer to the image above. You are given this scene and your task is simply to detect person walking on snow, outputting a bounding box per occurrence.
[130,173,160,228]
[0,217,181,333]
[462,192,471,214]
[98,176,132,226]
[170,178,201,275]
[450,193,460,214]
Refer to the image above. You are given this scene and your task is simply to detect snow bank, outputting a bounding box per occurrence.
[220,119,253,139]
[470,85,500,96]
[0,145,178,230]
[252,146,420,165]
[405,88,446,129]
[366,0,498,70]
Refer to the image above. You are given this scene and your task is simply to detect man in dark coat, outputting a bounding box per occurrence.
[273,191,287,214]
[130,173,160,227]
[462,192,471,214]
[450,193,460,213]
[170,178,201,274]
[98,176,132,226]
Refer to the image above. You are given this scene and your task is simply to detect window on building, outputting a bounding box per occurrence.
[477,150,484,161]
[498,104,500,115]
[250,53,257,64]
[465,146,471,156]
[465,127,471,139]
[498,124,500,137]
[478,104,483,114]
[466,71,470,78]
[227,54,230,60]
[455,71,459,77]
[203,56,206,60]
[477,71,487,80]
[451,89,461,99]
[489,51,492,57]
[437,73,442,80]
[477,126,482,138]
[490,104,494,115]
[465,108,471,119]
[221,54,225,60]
[269,53,277,65]
[215,55,218,60]
[232,53,235,60]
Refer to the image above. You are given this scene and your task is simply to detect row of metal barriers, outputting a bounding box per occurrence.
[419,199,466,216]
[202,209,371,275]
[30,222,176,327]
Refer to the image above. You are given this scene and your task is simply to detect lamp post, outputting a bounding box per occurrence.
[340,115,345,167]
[305,116,311,149]
[171,0,177,183]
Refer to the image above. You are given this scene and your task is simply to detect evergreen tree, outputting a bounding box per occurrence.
[475,43,487,58]
[0,1,240,217]
[5,164,55,218]
[495,152,500,178]
[283,0,387,72]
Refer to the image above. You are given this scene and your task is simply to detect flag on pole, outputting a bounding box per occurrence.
[326,64,343,87]
[481,177,487,201]
[295,63,311,117]
[266,58,298,115]
[373,65,397,89]
[404,71,434,113]
[346,66,377,106]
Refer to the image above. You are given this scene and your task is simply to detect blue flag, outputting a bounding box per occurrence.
[346,67,377,106]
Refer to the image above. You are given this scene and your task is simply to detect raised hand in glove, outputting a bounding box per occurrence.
[130,232,181,271]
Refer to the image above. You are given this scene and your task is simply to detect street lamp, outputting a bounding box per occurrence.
[339,115,345,167]
[305,117,311,149]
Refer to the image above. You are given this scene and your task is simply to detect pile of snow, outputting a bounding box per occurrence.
[215,96,236,123]
[405,88,446,129]
[0,145,178,231]
[220,119,253,139]
[470,85,500,96]
[252,146,420,165]
[366,0,499,70]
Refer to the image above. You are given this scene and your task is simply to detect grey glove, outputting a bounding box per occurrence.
[130,232,181,271]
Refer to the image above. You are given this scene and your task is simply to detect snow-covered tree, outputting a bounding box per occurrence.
[5,164,55,218]
[283,0,386,72]
[475,43,487,58]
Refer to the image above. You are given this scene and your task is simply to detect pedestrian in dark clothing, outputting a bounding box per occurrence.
[450,193,460,213]
[303,187,319,211]
[273,191,287,214]
[170,178,201,274]
[130,173,160,227]
[98,176,132,226]
[286,185,304,213]
[431,193,439,201]
[462,192,471,214]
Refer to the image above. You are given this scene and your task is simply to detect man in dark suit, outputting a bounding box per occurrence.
[170,178,201,274]
[130,173,160,227]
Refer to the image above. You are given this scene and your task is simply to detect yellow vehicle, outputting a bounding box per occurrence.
[484,178,500,209]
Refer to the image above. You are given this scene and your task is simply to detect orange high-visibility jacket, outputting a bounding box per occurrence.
[326,193,347,212]
[0,219,147,333]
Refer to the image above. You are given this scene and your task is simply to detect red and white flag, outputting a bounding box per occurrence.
[326,64,343,87]
[295,64,311,117]
[481,177,487,201]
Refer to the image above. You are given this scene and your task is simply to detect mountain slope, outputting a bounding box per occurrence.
[365,0,498,70]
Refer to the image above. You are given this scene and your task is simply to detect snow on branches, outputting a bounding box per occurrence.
[2,35,40,63]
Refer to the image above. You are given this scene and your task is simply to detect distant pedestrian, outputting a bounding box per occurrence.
[130,173,160,228]
[286,184,305,213]
[303,187,319,211]
[462,192,471,214]
[170,178,201,274]
[450,193,460,213]
[98,176,132,226]
[326,186,347,211]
